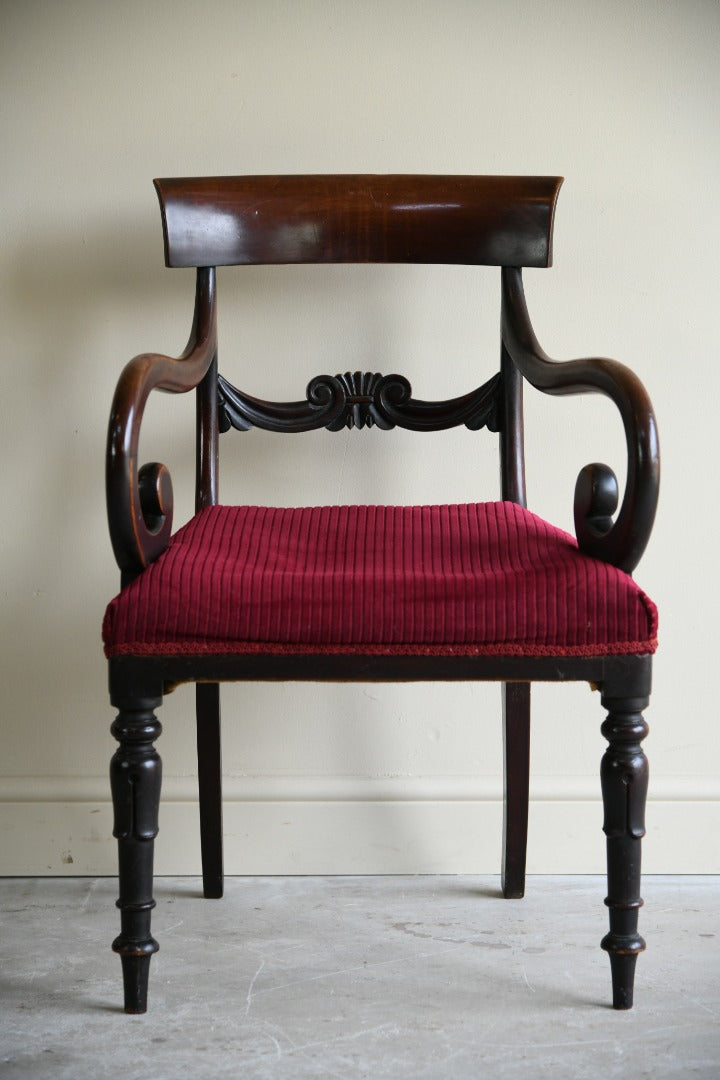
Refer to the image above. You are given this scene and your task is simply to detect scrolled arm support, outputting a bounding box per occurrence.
[107,267,217,582]
[501,267,659,573]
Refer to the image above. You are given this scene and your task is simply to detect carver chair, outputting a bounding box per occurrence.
[103,175,659,1014]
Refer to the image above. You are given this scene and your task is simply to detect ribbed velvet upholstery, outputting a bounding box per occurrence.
[103,502,657,658]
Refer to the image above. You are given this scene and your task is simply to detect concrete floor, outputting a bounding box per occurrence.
[0,876,718,1079]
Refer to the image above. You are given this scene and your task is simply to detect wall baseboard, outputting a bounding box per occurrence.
[1,776,718,875]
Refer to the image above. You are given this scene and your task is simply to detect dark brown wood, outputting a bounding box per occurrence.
[109,692,162,1014]
[501,266,659,573]
[196,683,223,899]
[600,685,650,1009]
[501,682,531,899]
[196,350,219,511]
[111,651,651,694]
[499,341,527,507]
[194,334,222,899]
[498,333,530,898]
[218,370,502,434]
[154,175,563,269]
[106,175,659,1013]
[107,267,217,583]
[108,650,651,1011]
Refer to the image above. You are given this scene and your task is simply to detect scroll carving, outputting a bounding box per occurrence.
[107,266,217,582]
[500,265,659,573]
[218,370,502,434]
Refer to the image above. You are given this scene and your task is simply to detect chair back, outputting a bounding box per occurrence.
[154,174,563,268]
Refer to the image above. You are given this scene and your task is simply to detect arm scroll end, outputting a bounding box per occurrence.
[138,462,174,537]
[574,463,619,541]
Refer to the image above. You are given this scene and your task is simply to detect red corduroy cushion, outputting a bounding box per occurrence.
[103,502,657,658]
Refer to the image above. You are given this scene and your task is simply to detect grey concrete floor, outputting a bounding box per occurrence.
[0,876,718,1079]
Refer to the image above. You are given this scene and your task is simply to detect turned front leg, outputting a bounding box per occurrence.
[110,698,162,1014]
[600,693,649,1010]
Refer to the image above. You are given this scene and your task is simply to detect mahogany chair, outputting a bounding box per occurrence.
[103,175,659,1014]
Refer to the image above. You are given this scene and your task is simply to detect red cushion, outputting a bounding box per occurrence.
[103,502,657,658]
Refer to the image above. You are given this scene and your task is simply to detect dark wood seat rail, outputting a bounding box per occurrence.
[105,175,659,1015]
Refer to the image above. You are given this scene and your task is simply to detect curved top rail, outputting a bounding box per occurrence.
[154,174,563,269]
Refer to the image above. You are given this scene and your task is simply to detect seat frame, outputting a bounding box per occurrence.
[105,176,658,1014]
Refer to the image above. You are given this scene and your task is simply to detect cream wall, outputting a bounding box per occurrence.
[1,0,718,875]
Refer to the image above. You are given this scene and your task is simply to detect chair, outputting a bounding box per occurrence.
[103,175,659,1014]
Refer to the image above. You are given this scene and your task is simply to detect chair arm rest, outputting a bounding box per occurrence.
[106,268,217,582]
[501,266,659,573]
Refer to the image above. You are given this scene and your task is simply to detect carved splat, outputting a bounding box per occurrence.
[217,370,502,434]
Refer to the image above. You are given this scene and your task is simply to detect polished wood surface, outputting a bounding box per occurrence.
[501,682,531,899]
[106,267,216,583]
[109,690,162,1015]
[501,266,659,573]
[217,370,502,433]
[106,175,657,1013]
[196,683,223,899]
[155,174,563,268]
[599,689,649,1010]
[111,650,652,691]
[195,350,219,512]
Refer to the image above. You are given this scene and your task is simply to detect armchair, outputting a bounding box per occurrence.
[103,175,659,1013]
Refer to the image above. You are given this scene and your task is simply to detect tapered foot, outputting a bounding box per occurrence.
[117,949,157,1014]
[603,945,641,1010]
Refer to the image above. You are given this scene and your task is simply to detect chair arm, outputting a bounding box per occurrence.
[106,267,217,582]
[501,266,659,573]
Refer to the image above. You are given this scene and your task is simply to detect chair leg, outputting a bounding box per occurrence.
[599,687,650,1010]
[196,683,224,899]
[110,694,162,1014]
[501,681,530,899]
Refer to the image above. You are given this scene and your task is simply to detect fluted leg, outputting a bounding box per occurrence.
[501,682,530,898]
[196,682,224,899]
[599,689,649,1010]
[110,696,162,1014]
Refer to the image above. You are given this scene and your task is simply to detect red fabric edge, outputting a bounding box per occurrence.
[105,637,657,660]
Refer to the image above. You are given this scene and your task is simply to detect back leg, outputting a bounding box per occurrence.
[196,683,224,898]
[501,682,531,898]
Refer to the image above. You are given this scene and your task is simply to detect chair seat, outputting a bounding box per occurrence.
[103,502,657,658]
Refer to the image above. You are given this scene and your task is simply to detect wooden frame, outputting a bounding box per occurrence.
[105,176,659,1013]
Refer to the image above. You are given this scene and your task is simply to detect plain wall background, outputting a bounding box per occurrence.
[1,0,718,875]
